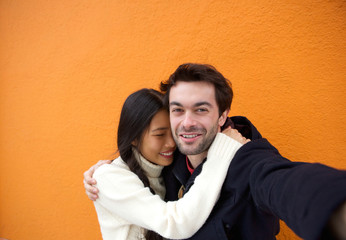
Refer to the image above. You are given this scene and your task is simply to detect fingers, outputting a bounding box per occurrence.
[83,167,98,201]
[221,127,250,145]
[83,160,111,201]
[84,179,99,201]
[83,167,97,185]
[83,159,111,185]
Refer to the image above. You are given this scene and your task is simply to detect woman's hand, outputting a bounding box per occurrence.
[221,127,250,145]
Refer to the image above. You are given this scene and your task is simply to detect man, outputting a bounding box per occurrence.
[84,63,346,239]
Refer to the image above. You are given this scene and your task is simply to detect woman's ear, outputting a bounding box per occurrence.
[132,139,137,147]
[218,109,229,127]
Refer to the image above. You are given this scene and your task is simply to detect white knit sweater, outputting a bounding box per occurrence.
[93,133,242,240]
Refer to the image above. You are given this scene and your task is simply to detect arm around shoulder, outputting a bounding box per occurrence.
[94,134,243,239]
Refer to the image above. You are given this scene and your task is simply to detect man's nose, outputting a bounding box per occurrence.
[182,112,196,128]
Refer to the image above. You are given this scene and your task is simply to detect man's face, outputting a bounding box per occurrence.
[169,81,228,156]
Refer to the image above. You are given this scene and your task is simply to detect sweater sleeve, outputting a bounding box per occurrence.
[94,133,242,239]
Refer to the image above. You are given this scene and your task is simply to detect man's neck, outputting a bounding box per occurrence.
[187,151,208,169]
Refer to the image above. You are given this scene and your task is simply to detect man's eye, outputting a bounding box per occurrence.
[171,108,183,112]
[196,108,208,112]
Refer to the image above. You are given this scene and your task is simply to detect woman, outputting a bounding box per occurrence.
[92,88,248,240]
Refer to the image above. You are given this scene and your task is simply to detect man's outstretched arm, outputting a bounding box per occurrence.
[239,139,346,240]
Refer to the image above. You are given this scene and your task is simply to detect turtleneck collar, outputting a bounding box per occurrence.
[133,148,164,178]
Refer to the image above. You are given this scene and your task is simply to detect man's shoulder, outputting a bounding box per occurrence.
[229,115,253,126]
[228,116,262,140]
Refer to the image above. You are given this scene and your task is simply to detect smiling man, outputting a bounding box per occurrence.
[169,81,227,167]
[84,63,346,240]
[159,63,346,240]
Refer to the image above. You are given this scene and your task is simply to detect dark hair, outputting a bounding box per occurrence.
[160,63,233,115]
[117,88,165,240]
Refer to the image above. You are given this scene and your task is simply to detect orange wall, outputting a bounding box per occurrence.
[1,1,345,239]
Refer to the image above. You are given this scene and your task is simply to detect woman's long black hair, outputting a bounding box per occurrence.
[117,88,165,240]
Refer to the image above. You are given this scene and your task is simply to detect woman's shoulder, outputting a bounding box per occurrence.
[93,157,146,190]
[94,157,130,178]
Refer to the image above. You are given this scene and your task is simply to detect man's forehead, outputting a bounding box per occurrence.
[169,81,215,95]
[169,81,216,105]
[171,80,213,88]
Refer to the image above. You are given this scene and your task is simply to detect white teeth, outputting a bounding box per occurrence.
[182,134,198,138]
[161,152,173,156]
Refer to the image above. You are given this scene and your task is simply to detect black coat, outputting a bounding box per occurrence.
[163,116,346,240]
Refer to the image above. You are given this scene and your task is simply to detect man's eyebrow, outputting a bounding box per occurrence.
[193,101,213,107]
[169,101,182,107]
[169,101,213,107]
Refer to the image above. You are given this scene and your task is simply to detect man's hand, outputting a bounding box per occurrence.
[328,201,346,240]
[222,127,250,145]
[83,160,111,201]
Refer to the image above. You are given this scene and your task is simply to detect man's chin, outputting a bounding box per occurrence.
[178,144,204,156]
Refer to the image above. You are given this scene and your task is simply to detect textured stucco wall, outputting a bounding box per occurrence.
[0,1,345,239]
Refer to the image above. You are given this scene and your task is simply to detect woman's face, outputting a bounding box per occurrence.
[139,109,176,166]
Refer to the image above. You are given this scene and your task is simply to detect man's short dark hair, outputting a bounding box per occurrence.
[160,63,233,115]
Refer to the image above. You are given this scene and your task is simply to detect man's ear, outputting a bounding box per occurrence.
[218,109,229,126]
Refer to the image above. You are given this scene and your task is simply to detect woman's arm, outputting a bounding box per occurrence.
[94,132,244,239]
